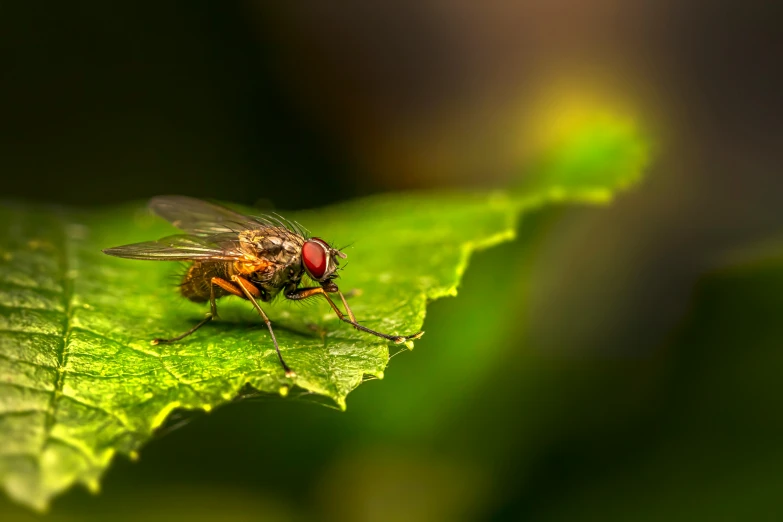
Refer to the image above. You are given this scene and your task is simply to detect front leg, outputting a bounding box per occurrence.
[285,286,423,343]
[319,281,357,322]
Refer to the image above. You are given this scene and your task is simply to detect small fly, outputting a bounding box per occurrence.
[103,196,423,377]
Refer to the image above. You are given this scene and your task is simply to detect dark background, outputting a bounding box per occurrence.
[2,2,783,520]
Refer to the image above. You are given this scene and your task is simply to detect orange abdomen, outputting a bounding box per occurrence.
[179,262,231,302]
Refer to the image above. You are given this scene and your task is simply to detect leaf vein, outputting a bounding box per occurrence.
[46,435,98,465]
[42,217,76,452]
[0,328,61,338]
[58,394,141,435]
[0,352,58,370]
[0,409,48,418]
[0,381,53,394]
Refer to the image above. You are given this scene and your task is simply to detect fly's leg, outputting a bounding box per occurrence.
[152,279,224,345]
[154,275,293,377]
[337,291,357,323]
[207,277,221,317]
[231,275,294,378]
[285,286,424,343]
[211,276,244,299]
[151,315,214,345]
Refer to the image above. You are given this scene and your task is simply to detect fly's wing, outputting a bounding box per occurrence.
[149,195,310,238]
[102,234,246,261]
[149,195,259,236]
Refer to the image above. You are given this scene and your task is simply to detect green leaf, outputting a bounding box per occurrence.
[0,114,649,511]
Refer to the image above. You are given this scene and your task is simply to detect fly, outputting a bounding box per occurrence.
[103,196,423,377]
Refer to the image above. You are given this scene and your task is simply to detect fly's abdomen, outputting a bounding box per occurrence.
[180,262,231,302]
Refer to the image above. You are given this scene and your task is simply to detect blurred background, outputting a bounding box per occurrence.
[2,1,782,520]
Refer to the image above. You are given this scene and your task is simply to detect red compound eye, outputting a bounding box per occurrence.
[302,238,329,279]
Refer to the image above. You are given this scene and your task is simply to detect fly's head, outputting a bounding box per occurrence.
[301,237,347,289]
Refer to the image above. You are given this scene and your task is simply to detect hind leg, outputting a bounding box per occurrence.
[151,277,239,345]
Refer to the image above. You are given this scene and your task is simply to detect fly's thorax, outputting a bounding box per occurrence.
[239,227,304,264]
[234,227,305,290]
[267,258,305,289]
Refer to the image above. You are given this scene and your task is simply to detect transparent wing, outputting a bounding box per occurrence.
[102,234,246,261]
[149,195,259,236]
[149,195,310,238]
